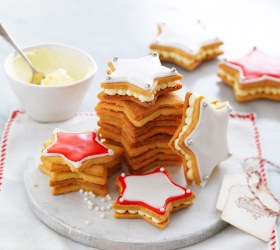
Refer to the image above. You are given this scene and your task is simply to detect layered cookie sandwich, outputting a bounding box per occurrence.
[218,47,280,102]
[39,129,123,195]
[100,53,182,107]
[169,92,232,186]
[113,167,195,229]
[150,21,223,71]
[96,92,183,173]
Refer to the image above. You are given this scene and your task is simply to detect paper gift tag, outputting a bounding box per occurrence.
[216,174,246,211]
[221,185,279,242]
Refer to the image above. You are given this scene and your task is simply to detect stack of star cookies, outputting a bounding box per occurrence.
[39,129,123,195]
[96,53,184,173]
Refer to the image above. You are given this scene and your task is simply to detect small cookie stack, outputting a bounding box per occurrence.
[96,53,184,173]
[150,21,223,71]
[39,130,123,195]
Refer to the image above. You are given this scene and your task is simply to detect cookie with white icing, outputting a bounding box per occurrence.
[100,53,183,107]
[113,167,195,229]
[150,21,223,71]
[218,47,280,102]
[169,92,231,187]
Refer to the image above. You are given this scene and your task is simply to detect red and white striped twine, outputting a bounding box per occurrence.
[0,110,22,189]
[244,157,280,217]
[231,113,278,249]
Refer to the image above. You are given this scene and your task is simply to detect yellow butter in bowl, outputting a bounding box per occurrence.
[41,68,74,86]
[12,47,91,85]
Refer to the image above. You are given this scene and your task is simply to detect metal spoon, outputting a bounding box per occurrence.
[0,23,44,84]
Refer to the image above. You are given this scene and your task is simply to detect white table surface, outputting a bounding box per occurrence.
[0,0,279,249]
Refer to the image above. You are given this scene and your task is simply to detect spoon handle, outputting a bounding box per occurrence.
[0,23,37,73]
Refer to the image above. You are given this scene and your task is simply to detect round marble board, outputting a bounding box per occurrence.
[23,156,242,250]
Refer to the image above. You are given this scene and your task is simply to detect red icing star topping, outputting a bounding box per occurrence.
[116,168,193,215]
[227,48,280,81]
[43,130,112,167]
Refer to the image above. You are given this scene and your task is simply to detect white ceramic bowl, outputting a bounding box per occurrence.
[5,43,97,122]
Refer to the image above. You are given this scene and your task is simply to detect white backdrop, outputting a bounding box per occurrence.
[0,0,280,249]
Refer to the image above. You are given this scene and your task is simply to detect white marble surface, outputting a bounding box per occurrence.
[0,0,280,249]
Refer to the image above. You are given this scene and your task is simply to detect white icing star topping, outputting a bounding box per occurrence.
[103,54,178,90]
[155,21,220,55]
[119,169,189,212]
[185,100,230,186]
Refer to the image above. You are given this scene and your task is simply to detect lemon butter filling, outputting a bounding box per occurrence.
[219,69,280,96]
[104,81,178,102]
[154,47,222,66]
[174,94,197,181]
[116,209,164,223]
[115,202,191,224]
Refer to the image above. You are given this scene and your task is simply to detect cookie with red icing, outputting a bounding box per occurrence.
[113,167,195,229]
[218,48,280,102]
[39,129,123,195]
[169,92,231,187]
[150,21,223,71]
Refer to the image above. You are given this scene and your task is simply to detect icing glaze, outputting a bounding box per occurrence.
[153,21,221,55]
[116,168,192,215]
[42,129,113,168]
[184,99,230,186]
[102,54,178,90]
[226,48,280,84]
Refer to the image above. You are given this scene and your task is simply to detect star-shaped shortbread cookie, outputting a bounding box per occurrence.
[42,129,113,168]
[150,21,223,70]
[113,167,195,229]
[218,48,280,102]
[101,54,182,107]
[169,92,231,186]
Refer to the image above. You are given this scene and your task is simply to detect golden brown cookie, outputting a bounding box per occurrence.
[98,128,172,147]
[124,153,182,172]
[105,138,171,157]
[124,160,182,175]
[97,115,181,138]
[96,92,183,127]
[39,164,108,196]
[39,163,107,185]
[98,121,177,145]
